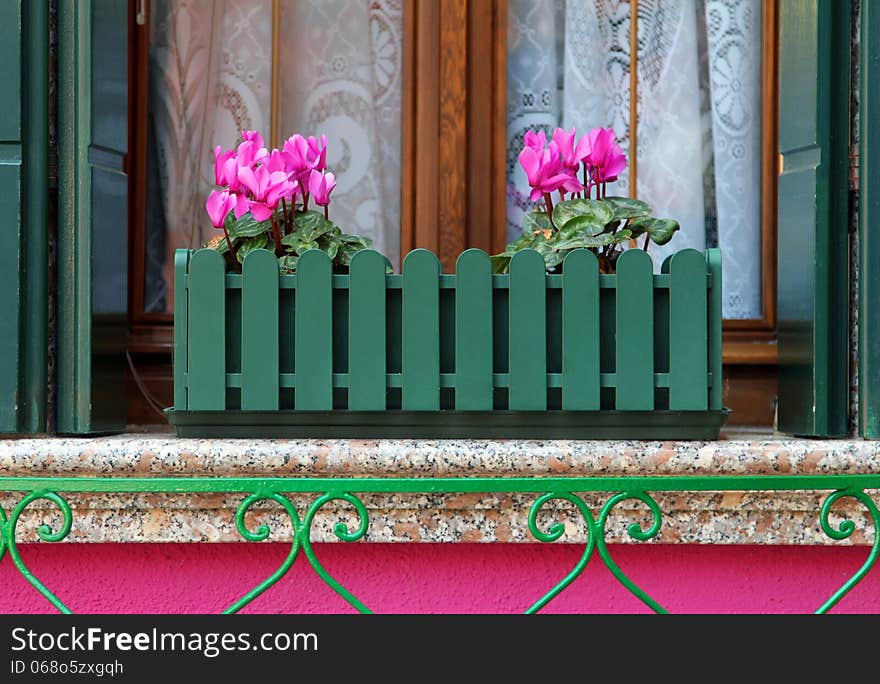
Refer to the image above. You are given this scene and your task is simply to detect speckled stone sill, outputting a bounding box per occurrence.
[0,430,877,545]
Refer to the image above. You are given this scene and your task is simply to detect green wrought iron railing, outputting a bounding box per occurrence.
[0,474,878,614]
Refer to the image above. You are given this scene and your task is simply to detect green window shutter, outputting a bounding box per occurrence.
[859,0,880,437]
[0,1,49,434]
[57,0,128,433]
[777,0,850,436]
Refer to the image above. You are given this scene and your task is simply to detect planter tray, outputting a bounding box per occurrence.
[165,409,730,440]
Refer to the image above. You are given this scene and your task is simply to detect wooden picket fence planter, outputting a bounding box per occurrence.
[165,246,727,439]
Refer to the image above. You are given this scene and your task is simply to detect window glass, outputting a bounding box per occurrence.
[507,0,762,320]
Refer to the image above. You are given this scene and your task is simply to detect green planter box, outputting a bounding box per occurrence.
[165,246,727,439]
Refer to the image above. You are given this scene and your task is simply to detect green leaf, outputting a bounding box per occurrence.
[235,234,269,264]
[227,212,271,240]
[341,234,373,249]
[553,231,629,250]
[292,210,326,240]
[323,239,340,259]
[507,231,534,251]
[522,210,553,235]
[490,253,514,274]
[278,254,299,273]
[628,217,680,245]
[611,228,634,244]
[552,199,613,231]
[558,215,605,237]
[603,196,651,221]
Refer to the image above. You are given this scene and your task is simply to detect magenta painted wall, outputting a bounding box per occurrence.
[1,544,878,614]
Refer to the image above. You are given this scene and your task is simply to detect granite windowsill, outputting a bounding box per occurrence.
[0,429,877,545]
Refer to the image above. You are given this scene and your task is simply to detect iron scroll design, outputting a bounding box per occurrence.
[0,476,878,614]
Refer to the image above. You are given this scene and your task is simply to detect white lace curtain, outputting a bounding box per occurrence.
[147,0,403,313]
[507,0,762,319]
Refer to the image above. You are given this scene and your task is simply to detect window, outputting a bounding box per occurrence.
[123,0,777,426]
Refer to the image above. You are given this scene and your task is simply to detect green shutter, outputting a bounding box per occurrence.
[0,1,49,434]
[859,0,880,437]
[57,0,129,433]
[776,0,849,436]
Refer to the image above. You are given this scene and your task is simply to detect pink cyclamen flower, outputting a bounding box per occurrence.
[235,138,269,169]
[587,127,627,183]
[282,134,328,182]
[241,130,266,149]
[308,169,336,207]
[523,129,547,152]
[205,189,236,228]
[518,142,583,201]
[213,146,237,186]
[237,165,297,221]
[552,127,591,172]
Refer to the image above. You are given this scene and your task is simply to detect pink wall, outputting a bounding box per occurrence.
[2,544,878,614]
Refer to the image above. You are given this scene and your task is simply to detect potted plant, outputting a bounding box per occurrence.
[166,127,726,438]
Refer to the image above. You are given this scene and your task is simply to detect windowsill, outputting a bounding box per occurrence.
[1,430,877,545]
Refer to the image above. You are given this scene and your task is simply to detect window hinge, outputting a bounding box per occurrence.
[136,0,146,26]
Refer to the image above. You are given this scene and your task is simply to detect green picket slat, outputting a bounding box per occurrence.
[615,248,654,410]
[509,249,546,410]
[173,250,190,410]
[349,249,387,410]
[562,249,600,410]
[241,249,279,410]
[706,248,723,411]
[402,249,440,410]
[668,249,708,410]
[187,249,226,410]
[455,249,493,410]
[295,249,333,410]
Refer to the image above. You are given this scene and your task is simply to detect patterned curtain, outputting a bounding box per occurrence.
[507,0,761,320]
[146,0,403,312]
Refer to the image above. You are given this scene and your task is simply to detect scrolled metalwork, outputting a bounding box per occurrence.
[816,488,880,614]
[526,492,597,614]
[301,492,372,614]
[596,491,667,614]
[224,492,303,614]
[5,491,74,614]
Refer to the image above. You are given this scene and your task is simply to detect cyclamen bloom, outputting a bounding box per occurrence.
[518,138,583,201]
[237,165,297,221]
[586,127,627,183]
[282,134,327,183]
[205,189,236,228]
[551,127,591,173]
[308,169,336,207]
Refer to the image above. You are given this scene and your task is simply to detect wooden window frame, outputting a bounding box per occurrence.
[125,0,778,424]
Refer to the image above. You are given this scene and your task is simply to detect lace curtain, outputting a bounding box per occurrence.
[507,0,762,320]
[147,0,403,313]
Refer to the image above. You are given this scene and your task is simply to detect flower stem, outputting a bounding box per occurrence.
[324,205,329,221]
[281,198,291,234]
[543,193,556,229]
[270,214,283,255]
[222,225,239,262]
[642,232,650,253]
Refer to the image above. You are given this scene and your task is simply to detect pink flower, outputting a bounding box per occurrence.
[308,169,336,207]
[282,134,328,183]
[586,127,627,183]
[519,142,583,202]
[241,130,265,149]
[523,130,547,152]
[205,189,236,228]
[552,127,591,172]
[235,139,268,169]
[213,146,237,186]
[237,165,297,221]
